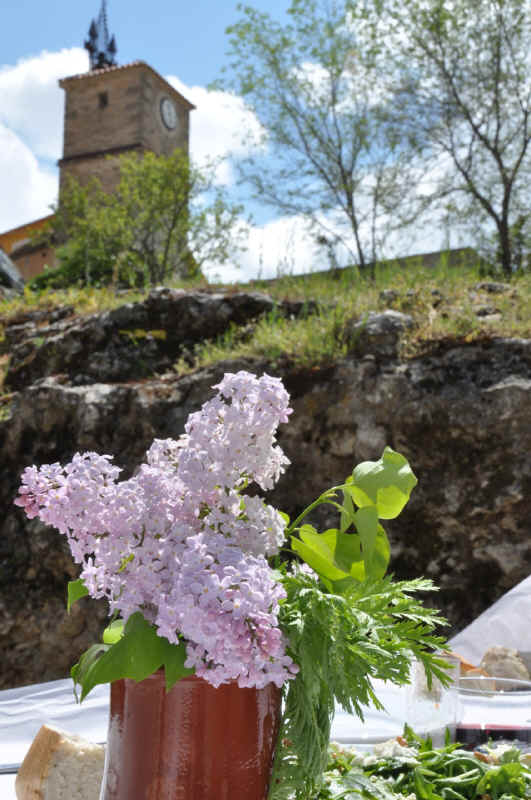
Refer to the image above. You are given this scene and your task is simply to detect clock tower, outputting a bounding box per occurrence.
[0,1,195,282]
[58,1,195,195]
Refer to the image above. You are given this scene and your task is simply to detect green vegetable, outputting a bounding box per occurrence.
[317,735,531,800]
[476,762,528,799]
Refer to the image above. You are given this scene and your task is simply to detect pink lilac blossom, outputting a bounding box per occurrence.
[15,371,297,689]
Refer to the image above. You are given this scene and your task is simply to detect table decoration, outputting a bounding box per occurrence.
[15,370,449,800]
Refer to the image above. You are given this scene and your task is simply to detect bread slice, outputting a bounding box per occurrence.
[15,724,105,800]
[480,646,530,683]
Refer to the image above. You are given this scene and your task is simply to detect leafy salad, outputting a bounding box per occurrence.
[317,727,531,800]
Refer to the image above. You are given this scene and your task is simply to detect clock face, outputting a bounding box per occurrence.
[160,97,178,130]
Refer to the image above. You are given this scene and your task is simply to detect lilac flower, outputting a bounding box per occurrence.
[15,372,298,689]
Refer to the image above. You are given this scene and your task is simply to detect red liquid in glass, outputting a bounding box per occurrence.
[455,724,531,748]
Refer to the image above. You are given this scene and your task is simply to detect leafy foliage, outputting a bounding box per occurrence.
[218,0,425,271]
[31,150,245,290]
[287,447,417,588]
[364,0,531,276]
[67,577,89,612]
[220,0,530,275]
[269,448,449,798]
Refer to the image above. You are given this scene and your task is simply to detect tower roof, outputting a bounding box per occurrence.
[59,61,196,111]
[84,0,117,71]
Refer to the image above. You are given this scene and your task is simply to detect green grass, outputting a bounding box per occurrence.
[1,259,530,377]
[188,261,531,370]
[176,305,350,372]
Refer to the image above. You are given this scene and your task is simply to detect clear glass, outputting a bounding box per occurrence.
[404,654,460,745]
[456,676,531,747]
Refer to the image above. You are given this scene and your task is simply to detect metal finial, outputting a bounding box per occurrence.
[84,0,118,71]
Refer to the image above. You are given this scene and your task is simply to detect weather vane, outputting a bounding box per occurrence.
[84,0,117,70]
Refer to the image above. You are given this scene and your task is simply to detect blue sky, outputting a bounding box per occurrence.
[1,1,289,89]
[0,0,450,281]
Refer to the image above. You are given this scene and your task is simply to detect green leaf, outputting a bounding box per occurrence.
[413,767,444,800]
[291,525,349,583]
[67,578,89,612]
[340,477,356,533]
[279,510,290,526]
[476,763,527,799]
[71,612,194,701]
[352,507,391,579]
[350,447,418,519]
[163,638,194,691]
[292,525,367,583]
[353,505,378,559]
[291,517,390,587]
[70,643,110,701]
[369,525,391,579]
[325,530,363,573]
[102,619,124,645]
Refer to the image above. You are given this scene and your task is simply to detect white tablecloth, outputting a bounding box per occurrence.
[2,573,529,799]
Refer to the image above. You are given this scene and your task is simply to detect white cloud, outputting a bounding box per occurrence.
[0,48,89,235]
[166,76,265,184]
[0,48,88,162]
[204,215,320,283]
[0,124,57,233]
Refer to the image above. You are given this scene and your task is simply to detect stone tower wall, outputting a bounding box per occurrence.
[59,62,193,195]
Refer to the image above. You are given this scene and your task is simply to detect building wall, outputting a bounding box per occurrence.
[0,215,55,257]
[138,69,190,158]
[11,244,58,282]
[60,151,126,195]
[61,67,143,162]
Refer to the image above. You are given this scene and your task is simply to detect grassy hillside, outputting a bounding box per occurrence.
[0,259,530,392]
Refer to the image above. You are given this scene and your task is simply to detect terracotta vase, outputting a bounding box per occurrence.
[100,671,282,800]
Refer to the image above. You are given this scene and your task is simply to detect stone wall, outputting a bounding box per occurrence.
[1,290,529,688]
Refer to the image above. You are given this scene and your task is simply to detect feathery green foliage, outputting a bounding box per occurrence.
[269,448,450,799]
[270,573,449,799]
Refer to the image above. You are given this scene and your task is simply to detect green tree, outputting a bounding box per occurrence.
[33,150,245,289]
[383,0,531,276]
[218,0,425,272]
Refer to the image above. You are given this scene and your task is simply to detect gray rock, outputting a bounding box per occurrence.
[475,305,501,317]
[473,281,512,294]
[4,291,277,391]
[3,291,320,391]
[379,289,399,304]
[345,310,414,359]
[0,248,24,291]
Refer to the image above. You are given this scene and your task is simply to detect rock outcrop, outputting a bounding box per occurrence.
[1,290,530,688]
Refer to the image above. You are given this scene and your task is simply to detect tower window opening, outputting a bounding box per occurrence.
[99,91,109,109]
